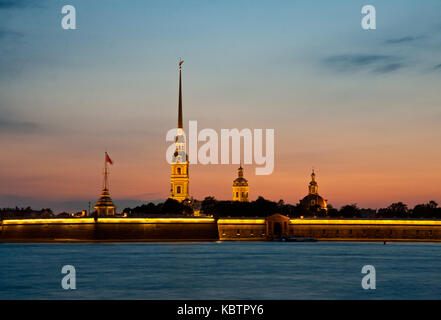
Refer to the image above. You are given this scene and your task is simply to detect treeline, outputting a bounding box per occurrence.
[122,199,193,216]
[2,198,439,220]
[0,207,54,219]
[201,197,441,219]
[123,197,441,219]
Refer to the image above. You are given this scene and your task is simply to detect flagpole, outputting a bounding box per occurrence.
[104,152,108,190]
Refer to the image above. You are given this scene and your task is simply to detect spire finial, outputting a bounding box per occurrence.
[177,58,183,129]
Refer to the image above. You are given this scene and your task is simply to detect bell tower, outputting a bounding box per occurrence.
[232,165,249,202]
[170,60,190,202]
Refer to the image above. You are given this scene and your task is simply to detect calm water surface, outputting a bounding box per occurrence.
[1,242,440,299]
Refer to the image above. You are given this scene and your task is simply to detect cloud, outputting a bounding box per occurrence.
[0,0,32,9]
[373,63,404,74]
[0,118,40,133]
[384,36,424,45]
[434,64,441,70]
[323,54,405,74]
[0,29,22,39]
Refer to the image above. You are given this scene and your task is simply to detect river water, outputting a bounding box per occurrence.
[1,242,440,299]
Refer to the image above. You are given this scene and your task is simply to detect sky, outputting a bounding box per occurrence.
[1,0,441,212]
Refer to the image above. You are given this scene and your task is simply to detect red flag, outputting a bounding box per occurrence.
[105,152,113,165]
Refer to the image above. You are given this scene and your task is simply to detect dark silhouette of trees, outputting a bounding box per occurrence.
[123,198,193,217]
[201,196,217,215]
[339,204,361,218]
[4,198,440,220]
[0,207,54,219]
[411,201,439,219]
[326,204,339,217]
[378,202,409,218]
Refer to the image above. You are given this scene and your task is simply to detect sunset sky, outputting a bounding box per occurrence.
[1,0,441,212]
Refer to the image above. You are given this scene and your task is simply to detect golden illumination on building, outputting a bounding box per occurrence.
[98,218,215,224]
[1,218,95,225]
[1,218,215,225]
[170,59,190,202]
[289,219,441,226]
[232,165,249,202]
[218,219,266,225]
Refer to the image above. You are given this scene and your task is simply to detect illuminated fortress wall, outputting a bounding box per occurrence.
[0,218,219,242]
[289,220,441,242]
[217,219,267,241]
[2,217,441,242]
[217,218,441,242]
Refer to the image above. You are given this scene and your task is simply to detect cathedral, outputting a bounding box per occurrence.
[169,60,190,202]
[300,170,327,211]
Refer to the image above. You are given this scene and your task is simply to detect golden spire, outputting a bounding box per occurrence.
[178,59,184,129]
[309,168,318,195]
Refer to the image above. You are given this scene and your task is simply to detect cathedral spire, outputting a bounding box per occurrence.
[170,60,190,203]
[178,59,183,129]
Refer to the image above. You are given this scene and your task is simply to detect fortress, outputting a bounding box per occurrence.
[2,216,441,242]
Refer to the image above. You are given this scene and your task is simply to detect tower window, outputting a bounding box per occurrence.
[177,186,181,194]
[236,192,239,197]
[177,168,181,174]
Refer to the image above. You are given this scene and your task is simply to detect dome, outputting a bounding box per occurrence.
[233,166,248,186]
[300,194,327,210]
[233,177,248,186]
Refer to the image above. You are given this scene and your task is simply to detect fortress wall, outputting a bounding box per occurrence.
[0,218,219,242]
[218,218,441,242]
[289,220,441,242]
[3,217,441,242]
[217,219,266,241]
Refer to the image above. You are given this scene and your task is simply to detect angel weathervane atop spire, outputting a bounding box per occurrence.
[179,58,184,70]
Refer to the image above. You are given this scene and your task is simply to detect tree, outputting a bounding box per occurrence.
[382,202,408,218]
[201,196,217,215]
[412,201,438,218]
[339,204,361,218]
[326,204,339,217]
[161,198,192,215]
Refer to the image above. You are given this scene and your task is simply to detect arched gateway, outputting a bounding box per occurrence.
[266,214,291,240]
